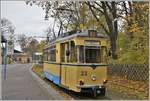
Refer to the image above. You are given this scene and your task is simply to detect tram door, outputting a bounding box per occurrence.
[60,43,69,87]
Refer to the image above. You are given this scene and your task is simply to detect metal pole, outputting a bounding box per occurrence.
[2,45,4,79]
[4,41,7,80]
[2,47,4,79]
[84,46,86,63]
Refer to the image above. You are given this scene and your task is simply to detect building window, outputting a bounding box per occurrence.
[19,57,22,61]
[27,58,30,63]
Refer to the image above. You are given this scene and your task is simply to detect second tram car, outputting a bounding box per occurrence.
[43,30,108,97]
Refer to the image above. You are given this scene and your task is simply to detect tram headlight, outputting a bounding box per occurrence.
[103,79,107,84]
[79,80,84,85]
[91,75,96,81]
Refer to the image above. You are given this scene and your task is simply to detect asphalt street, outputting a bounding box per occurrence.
[2,64,52,100]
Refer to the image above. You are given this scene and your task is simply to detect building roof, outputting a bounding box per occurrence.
[14,49,22,53]
[1,35,7,43]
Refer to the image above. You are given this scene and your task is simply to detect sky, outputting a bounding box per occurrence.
[1,0,54,51]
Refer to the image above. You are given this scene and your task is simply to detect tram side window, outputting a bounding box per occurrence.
[61,43,65,62]
[47,48,50,61]
[50,45,56,62]
[78,46,84,63]
[46,51,48,61]
[44,50,48,61]
[70,41,77,63]
[66,42,69,62]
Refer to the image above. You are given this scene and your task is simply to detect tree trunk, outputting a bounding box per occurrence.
[110,36,117,59]
[58,21,62,37]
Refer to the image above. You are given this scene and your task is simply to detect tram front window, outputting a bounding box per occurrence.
[78,46,106,63]
[85,46,100,63]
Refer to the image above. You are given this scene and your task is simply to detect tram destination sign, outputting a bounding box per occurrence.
[85,40,100,46]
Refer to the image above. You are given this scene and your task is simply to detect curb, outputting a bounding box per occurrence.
[29,64,65,100]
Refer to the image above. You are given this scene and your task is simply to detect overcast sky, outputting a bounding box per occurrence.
[1,1,54,50]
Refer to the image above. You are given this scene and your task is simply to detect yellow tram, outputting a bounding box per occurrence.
[43,30,109,96]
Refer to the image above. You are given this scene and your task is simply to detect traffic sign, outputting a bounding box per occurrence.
[7,40,14,55]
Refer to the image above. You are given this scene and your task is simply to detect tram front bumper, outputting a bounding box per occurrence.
[77,85,104,88]
[76,85,106,95]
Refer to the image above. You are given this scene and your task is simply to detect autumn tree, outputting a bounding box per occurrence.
[44,26,56,42]
[25,1,119,59]
[114,1,149,64]
[36,40,47,52]
[25,1,148,60]
[1,18,15,50]
[17,34,31,52]
[84,1,119,59]
[17,34,39,56]
[1,18,15,37]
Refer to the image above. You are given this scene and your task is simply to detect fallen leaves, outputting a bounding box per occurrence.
[107,76,149,100]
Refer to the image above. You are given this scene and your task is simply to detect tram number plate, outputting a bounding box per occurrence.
[80,71,87,76]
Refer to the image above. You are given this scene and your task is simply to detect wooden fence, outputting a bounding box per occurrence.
[108,64,149,81]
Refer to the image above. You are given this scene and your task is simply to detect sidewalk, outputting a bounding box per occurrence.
[29,64,64,100]
[2,64,62,100]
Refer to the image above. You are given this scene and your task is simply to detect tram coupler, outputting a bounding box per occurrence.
[92,86,106,97]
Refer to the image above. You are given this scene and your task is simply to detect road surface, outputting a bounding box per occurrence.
[2,64,53,100]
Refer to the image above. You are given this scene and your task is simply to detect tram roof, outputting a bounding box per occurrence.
[49,30,108,44]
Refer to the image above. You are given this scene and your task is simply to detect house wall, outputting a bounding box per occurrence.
[14,53,32,63]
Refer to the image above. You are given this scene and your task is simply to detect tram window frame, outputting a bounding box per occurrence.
[70,41,77,63]
[61,41,77,63]
[78,45,102,63]
[49,45,56,62]
[61,43,65,62]
[66,42,69,62]
[44,49,48,61]
[78,45,84,63]
[85,46,101,63]
[48,48,51,61]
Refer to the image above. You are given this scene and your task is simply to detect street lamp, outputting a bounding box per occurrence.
[1,35,7,80]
